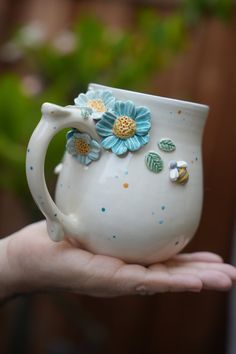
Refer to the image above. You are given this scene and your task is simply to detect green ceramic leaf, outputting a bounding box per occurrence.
[158,139,176,152]
[145,152,163,173]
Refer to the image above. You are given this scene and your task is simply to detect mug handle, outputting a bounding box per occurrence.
[26,102,98,242]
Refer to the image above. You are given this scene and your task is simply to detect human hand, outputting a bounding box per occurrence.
[1,220,236,300]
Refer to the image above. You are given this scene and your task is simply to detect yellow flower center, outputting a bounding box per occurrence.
[75,139,90,155]
[87,99,106,112]
[113,116,136,139]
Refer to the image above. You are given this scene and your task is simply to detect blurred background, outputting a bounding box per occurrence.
[0,0,236,353]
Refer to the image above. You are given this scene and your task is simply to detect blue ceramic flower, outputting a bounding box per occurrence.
[96,100,151,155]
[74,89,115,119]
[66,129,101,165]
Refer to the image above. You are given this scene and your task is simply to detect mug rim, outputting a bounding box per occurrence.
[89,83,209,113]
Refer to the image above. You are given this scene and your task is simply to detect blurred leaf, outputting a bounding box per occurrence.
[183,0,233,23]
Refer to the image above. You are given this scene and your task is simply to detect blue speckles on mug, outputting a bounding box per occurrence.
[114,170,129,180]
[192,152,199,163]
[30,166,34,170]
[101,207,106,212]
[161,205,165,210]
[108,235,117,241]
[159,220,164,225]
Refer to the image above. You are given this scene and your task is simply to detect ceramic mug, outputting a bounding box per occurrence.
[26,83,209,264]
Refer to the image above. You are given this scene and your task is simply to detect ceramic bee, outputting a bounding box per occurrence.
[169,160,189,185]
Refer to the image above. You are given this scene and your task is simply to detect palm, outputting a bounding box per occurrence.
[8,221,236,297]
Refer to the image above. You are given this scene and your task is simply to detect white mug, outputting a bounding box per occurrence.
[26,84,209,264]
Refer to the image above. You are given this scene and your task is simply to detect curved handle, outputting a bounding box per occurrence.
[26,102,98,242]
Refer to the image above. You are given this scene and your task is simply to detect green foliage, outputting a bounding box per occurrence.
[0,1,233,205]
[0,76,35,193]
[183,0,233,24]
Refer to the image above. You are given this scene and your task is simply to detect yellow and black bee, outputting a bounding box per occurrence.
[169,161,189,185]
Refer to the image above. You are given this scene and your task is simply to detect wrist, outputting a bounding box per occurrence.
[0,236,23,302]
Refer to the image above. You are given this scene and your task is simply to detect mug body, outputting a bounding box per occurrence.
[55,84,208,264]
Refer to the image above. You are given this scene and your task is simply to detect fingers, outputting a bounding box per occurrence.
[172,252,223,263]
[83,262,204,297]
[158,261,236,291]
[163,253,236,291]
[173,269,232,291]
[84,252,235,296]
[44,247,236,296]
[144,268,203,293]
[188,262,236,281]
[113,264,203,295]
[195,270,232,290]
[166,260,236,282]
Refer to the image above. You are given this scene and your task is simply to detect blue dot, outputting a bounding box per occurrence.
[124,171,128,175]
[101,207,106,212]
[113,235,116,239]
[30,166,34,170]
[161,206,165,210]
[27,148,30,153]
[159,220,164,224]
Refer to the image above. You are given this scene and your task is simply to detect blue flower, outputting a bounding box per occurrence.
[74,89,115,119]
[96,100,151,155]
[66,130,101,165]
